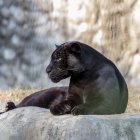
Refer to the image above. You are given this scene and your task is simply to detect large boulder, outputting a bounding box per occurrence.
[0,107,140,140]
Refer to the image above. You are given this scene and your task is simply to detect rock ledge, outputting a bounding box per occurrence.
[0,107,140,140]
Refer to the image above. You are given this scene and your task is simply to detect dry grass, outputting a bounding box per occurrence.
[0,88,39,102]
[0,88,39,111]
[0,88,140,113]
[126,88,140,113]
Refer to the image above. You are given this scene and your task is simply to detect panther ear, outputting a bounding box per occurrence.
[55,44,60,48]
[70,42,81,54]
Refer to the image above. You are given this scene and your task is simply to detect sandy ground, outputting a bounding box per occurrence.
[0,88,140,113]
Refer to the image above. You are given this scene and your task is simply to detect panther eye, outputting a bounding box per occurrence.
[56,58,62,62]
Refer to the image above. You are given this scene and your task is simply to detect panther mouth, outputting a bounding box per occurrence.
[48,71,70,83]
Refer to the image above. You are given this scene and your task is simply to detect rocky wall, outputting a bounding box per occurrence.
[0,0,140,89]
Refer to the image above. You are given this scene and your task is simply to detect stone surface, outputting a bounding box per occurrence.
[3,48,16,60]
[129,54,140,77]
[9,6,25,23]
[0,107,140,140]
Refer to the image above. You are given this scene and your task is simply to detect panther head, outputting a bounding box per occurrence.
[46,41,85,83]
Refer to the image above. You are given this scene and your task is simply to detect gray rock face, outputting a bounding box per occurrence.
[3,48,16,60]
[0,107,140,140]
[0,0,70,89]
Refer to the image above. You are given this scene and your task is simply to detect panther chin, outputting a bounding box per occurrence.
[50,77,61,83]
[50,73,70,83]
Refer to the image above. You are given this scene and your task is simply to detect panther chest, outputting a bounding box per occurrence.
[69,84,87,103]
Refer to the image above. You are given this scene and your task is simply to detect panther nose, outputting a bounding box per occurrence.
[46,66,51,74]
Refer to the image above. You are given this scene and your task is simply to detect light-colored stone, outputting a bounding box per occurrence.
[129,54,140,86]
[129,54,140,77]
[0,28,11,37]
[3,48,16,60]
[0,0,3,6]
[11,35,22,47]
[133,0,140,33]
[0,107,140,140]
[130,77,140,87]
[9,6,25,23]
[0,0,140,89]
[22,49,41,65]
[31,0,53,12]
[0,77,8,89]
[1,7,10,18]
[2,19,8,26]
[7,20,17,30]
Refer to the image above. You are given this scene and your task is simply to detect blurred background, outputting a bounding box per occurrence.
[0,0,140,90]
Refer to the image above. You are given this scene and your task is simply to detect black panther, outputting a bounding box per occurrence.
[46,41,128,115]
[1,41,128,115]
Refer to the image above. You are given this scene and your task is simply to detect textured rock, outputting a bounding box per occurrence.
[0,0,140,89]
[1,7,10,18]
[0,0,4,6]
[129,54,140,86]
[11,35,22,46]
[0,107,140,140]
[3,48,16,60]
[9,6,25,23]
[129,54,140,77]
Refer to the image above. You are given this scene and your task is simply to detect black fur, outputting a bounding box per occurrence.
[1,41,128,115]
[46,41,128,115]
[1,87,68,114]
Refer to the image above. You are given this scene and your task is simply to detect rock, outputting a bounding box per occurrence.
[0,107,140,140]
[118,51,133,76]
[133,0,140,33]
[0,77,8,89]
[92,30,102,46]
[129,54,140,77]
[0,0,3,6]
[11,35,22,47]
[9,6,25,23]
[7,20,17,30]
[3,0,14,7]
[3,48,16,60]
[129,54,140,87]
[1,7,10,18]
[31,0,52,12]
[0,65,12,77]
[68,0,86,21]
[130,77,140,87]
[16,26,33,39]
[0,0,140,89]
[22,49,42,65]
[0,27,12,38]
[2,19,8,26]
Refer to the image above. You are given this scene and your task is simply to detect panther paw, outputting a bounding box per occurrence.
[6,102,16,111]
[50,102,71,115]
[71,105,87,115]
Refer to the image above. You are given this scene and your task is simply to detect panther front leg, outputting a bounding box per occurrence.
[50,94,82,115]
[71,103,117,115]
[50,100,72,115]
